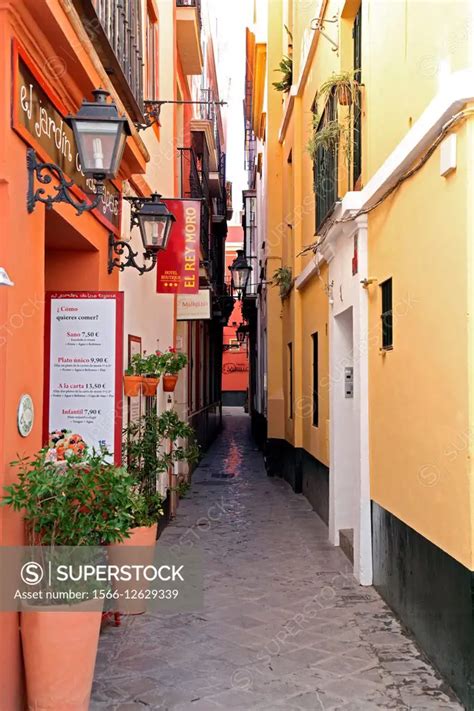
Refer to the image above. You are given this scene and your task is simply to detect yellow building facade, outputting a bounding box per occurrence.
[245,0,474,706]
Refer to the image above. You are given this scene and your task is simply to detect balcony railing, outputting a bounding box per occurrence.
[79,0,144,120]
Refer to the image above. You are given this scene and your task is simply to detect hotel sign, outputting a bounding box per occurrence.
[177,289,212,321]
[157,199,200,294]
[12,42,120,233]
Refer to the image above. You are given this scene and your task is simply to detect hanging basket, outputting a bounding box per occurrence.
[123,375,143,397]
[337,83,353,106]
[142,376,160,397]
[163,375,178,392]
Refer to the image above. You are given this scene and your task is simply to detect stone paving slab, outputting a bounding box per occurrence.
[91,414,464,710]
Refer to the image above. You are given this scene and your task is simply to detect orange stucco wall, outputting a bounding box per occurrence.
[0,2,142,705]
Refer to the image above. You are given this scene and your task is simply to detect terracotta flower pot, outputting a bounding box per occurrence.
[337,83,353,106]
[163,374,178,392]
[123,374,142,397]
[142,376,160,397]
[21,598,103,711]
[108,523,158,615]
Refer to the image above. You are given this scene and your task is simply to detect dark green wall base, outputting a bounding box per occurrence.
[264,438,329,525]
[372,502,474,710]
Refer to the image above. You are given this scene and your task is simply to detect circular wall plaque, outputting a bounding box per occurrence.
[17,394,34,437]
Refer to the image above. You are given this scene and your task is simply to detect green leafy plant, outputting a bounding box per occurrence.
[2,450,134,546]
[125,352,146,377]
[317,69,360,107]
[128,488,164,528]
[142,352,162,377]
[173,480,190,499]
[273,55,293,93]
[273,266,293,299]
[122,410,199,528]
[158,348,188,375]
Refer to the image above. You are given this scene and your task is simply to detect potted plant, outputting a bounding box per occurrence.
[123,352,144,397]
[318,70,360,107]
[142,351,161,397]
[272,54,293,93]
[2,448,134,711]
[158,347,188,392]
[273,266,293,299]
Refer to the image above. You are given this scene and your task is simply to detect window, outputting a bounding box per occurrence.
[288,343,293,419]
[381,278,393,349]
[353,4,362,186]
[146,2,159,100]
[313,93,338,232]
[312,333,319,427]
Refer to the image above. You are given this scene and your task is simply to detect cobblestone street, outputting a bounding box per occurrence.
[91,412,463,710]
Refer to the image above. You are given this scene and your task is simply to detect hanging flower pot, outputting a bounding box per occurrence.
[123,374,143,397]
[142,376,160,397]
[21,598,103,711]
[337,82,353,105]
[163,374,178,392]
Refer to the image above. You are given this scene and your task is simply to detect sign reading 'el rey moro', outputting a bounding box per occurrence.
[156,199,200,295]
[12,42,120,233]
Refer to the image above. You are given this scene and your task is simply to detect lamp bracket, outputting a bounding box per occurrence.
[123,195,146,228]
[108,234,157,276]
[136,99,228,132]
[26,148,104,215]
[310,15,339,52]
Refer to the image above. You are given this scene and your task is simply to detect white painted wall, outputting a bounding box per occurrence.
[327,216,372,586]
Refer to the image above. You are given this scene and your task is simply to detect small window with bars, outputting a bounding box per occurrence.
[380,278,393,349]
[312,332,319,427]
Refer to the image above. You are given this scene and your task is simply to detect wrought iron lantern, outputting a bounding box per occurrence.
[236,324,247,344]
[27,89,130,216]
[67,89,131,180]
[108,193,176,275]
[229,250,252,297]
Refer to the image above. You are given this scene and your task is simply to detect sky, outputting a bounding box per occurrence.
[203,0,254,227]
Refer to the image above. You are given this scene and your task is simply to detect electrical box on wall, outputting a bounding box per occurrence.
[440,134,457,177]
[345,367,354,398]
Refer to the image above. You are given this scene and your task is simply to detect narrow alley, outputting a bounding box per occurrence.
[91,412,462,711]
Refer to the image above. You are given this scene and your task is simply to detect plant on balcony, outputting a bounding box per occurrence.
[273,266,293,299]
[307,118,342,160]
[273,55,293,93]
[158,347,188,392]
[318,69,360,107]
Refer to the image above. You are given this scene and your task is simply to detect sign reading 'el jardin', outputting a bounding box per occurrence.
[12,43,120,233]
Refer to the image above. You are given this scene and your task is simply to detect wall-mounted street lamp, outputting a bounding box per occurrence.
[108,193,176,276]
[229,250,252,299]
[136,99,227,132]
[236,324,248,344]
[27,89,131,215]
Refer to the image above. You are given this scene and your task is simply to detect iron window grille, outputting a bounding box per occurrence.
[313,94,339,232]
[381,278,393,349]
[353,5,362,186]
[312,332,319,427]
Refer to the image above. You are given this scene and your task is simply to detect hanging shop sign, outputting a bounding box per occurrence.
[176,289,212,321]
[44,292,124,464]
[156,199,200,295]
[12,41,121,234]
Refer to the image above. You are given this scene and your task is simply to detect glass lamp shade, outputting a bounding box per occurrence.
[236,326,246,344]
[67,90,131,179]
[137,194,176,252]
[229,250,252,294]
